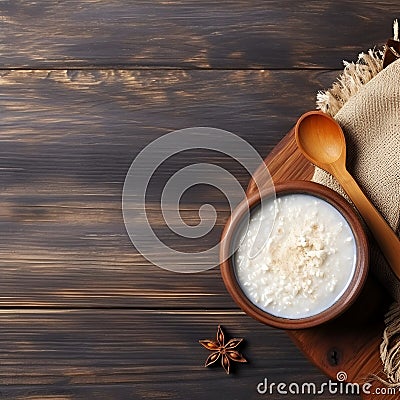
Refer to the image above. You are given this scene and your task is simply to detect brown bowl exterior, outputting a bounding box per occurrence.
[220,181,369,329]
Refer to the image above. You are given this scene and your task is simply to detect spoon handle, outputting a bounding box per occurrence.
[334,167,400,279]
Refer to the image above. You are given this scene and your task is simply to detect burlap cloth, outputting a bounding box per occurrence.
[313,54,400,383]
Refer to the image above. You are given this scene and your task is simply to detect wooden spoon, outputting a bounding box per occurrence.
[295,110,400,279]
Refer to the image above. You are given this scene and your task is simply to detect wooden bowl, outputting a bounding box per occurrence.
[220,181,369,329]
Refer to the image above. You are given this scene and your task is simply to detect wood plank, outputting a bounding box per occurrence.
[0,1,396,69]
[0,309,356,400]
[0,69,338,308]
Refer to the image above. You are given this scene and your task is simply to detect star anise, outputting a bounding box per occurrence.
[199,325,247,374]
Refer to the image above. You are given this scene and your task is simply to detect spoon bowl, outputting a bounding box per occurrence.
[295,110,400,278]
[296,112,345,165]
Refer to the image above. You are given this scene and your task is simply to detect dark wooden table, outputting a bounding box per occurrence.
[0,2,397,399]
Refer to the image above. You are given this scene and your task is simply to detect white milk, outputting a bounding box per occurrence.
[235,193,356,319]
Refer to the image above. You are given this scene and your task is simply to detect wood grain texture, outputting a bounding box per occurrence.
[0,309,356,400]
[1,1,397,398]
[0,0,396,69]
[0,69,337,308]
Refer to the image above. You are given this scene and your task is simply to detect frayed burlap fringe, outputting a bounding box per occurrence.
[379,303,400,386]
[317,20,399,117]
[316,48,384,116]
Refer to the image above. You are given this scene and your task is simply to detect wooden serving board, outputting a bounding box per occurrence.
[247,127,394,400]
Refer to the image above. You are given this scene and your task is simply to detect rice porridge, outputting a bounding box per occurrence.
[235,193,356,319]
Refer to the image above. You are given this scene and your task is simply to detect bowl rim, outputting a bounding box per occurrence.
[220,180,369,329]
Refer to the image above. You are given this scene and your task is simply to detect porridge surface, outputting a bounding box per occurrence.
[235,194,356,319]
